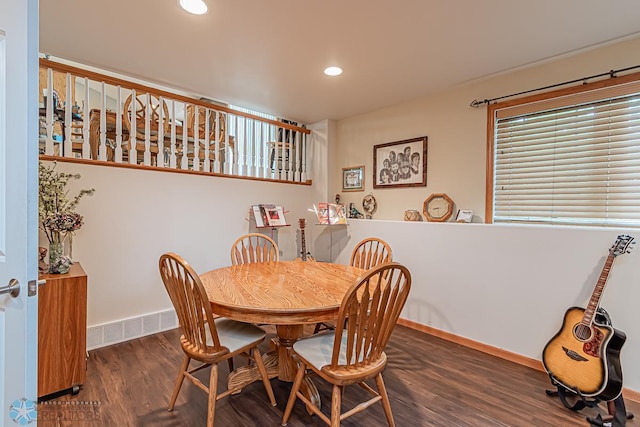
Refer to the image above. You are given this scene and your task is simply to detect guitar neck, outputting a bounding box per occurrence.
[301,228,307,261]
[582,254,616,325]
[299,218,308,261]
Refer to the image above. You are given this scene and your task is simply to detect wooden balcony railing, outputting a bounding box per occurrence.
[39,58,311,183]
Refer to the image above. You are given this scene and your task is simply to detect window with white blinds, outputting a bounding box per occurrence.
[492,81,640,227]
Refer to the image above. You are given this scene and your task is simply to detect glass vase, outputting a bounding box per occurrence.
[49,242,70,274]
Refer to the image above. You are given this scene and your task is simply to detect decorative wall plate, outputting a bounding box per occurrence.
[362,193,377,217]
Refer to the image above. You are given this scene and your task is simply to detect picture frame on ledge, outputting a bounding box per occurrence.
[342,165,365,192]
[455,209,474,223]
[373,136,427,188]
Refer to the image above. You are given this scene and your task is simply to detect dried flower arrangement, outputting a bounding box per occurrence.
[38,162,94,273]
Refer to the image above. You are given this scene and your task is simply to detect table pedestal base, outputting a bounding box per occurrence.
[227,324,321,411]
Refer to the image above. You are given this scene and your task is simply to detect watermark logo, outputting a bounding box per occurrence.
[9,398,37,425]
[38,400,101,422]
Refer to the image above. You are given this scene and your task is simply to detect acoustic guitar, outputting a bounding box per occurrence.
[542,234,634,401]
[296,218,314,261]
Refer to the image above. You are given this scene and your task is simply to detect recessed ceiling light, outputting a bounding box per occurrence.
[324,66,343,76]
[179,0,208,15]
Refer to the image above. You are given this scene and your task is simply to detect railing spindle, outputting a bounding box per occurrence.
[63,72,73,157]
[258,122,265,178]
[81,77,90,159]
[99,82,107,161]
[204,108,212,173]
[231,114,241,175]
[45,68,54,155]
[301,132,307,181]
[221,112,227,174]
[157,96,165,168]
[210,108,216,173]
[115,86,123,163]
[181,102,188,170]
[277,126,284,180]
[250,120,257,177]
[143,92,152,166]
[294,131,300,182]
[169,100,177,168]
[242,116,249,176]
[129,88,137,164]
[192,104,200,171]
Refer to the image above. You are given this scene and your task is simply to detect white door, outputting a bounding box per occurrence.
[0,0,39,425]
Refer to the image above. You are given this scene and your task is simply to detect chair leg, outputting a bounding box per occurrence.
[227,357,234,373]
[375,373,395,427]
[281,362,306,426]
[330,384,342,427]
[207,364,219,427]
[313,323,322,334]
[253,348,276,406]
[168,355,190,411]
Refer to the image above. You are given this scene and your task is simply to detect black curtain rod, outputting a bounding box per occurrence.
[469,64,640,108]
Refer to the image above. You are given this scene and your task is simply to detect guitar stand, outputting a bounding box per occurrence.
[546,382,634,426]
[586,397,634,427]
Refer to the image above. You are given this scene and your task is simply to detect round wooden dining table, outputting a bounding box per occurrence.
[199,260,365,406]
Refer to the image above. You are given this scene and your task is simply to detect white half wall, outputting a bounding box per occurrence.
[336,220,640,393]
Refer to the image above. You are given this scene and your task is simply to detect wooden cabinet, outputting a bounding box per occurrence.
[38,263,87,398]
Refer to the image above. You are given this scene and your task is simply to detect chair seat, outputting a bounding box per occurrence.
[294,332,380,371]
[209,318,266,353]
[294,332,343,369]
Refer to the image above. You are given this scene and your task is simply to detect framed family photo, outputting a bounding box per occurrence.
[373,136,427,188]
[342,165,365,192]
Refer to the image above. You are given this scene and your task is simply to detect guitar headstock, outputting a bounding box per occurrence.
[298,218,306,230]
[610,234,635,257]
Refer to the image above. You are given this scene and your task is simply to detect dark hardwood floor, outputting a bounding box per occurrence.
[39,325,639,426]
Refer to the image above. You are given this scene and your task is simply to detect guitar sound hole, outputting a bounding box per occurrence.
[573,323,593,342]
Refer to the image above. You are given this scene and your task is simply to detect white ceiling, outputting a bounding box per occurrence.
[40,0,640,124]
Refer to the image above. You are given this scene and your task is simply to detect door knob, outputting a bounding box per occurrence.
[0,279,20,298]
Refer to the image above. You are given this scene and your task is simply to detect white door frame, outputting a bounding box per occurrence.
[0,0,39,424]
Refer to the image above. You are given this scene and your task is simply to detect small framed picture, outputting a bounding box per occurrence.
[455,209,474,223]
[342,166,364,192]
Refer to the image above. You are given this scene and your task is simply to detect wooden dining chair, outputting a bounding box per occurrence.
[122,92,170,163]
[314,237,393,334]
[230,233,280,265]
[158,253,276,427]
[282,262,411,427]
[185,105,235,167]
[350,237,393,270]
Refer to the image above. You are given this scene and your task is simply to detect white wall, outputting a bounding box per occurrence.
[47,162,322,327]
[334,36,640,222]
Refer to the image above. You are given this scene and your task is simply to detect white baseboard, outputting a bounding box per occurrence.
[86,309,178,350]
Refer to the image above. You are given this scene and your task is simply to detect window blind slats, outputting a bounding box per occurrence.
[493,88,640,227]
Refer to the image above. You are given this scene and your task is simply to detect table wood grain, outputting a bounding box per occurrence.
[200,260,365,325]
[200,260,365,388]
